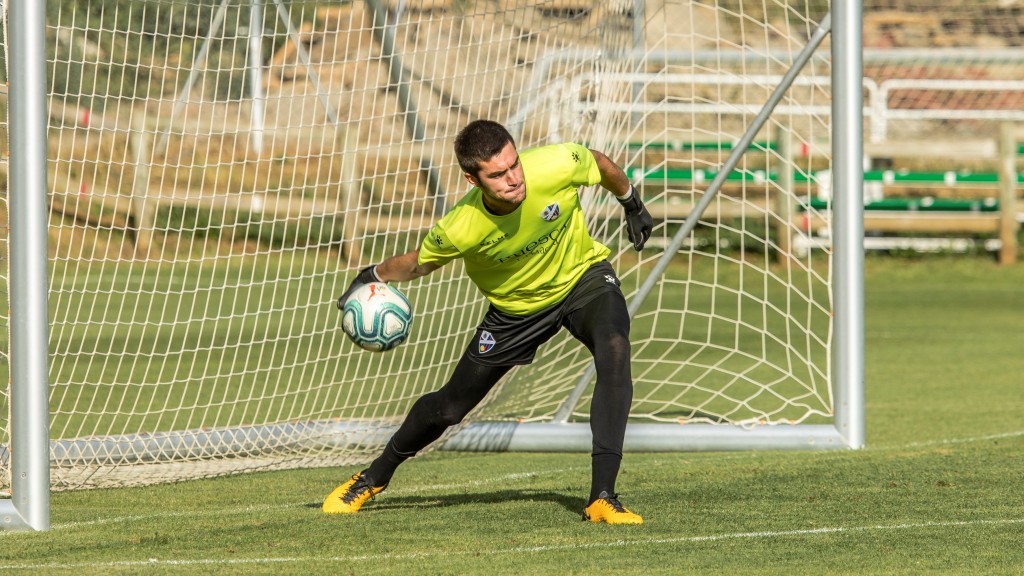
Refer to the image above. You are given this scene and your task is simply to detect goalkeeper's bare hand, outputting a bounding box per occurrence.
[336,265,382,309]
[617,185,654,251]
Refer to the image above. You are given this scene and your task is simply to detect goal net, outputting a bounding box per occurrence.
[3,0,856,491]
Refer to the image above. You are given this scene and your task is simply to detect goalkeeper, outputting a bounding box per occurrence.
[324,120,653,524]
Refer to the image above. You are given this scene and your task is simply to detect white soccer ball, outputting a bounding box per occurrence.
[341,282,413,352]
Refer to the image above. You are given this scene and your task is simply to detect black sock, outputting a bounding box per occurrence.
[589,452,622,503]
[363,439,416,487]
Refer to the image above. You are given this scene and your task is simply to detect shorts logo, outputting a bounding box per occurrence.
[478,330,497,354]
[604,274,619,286]
[541,203,560,221]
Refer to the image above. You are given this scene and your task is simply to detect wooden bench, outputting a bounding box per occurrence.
[625,124,1022,264]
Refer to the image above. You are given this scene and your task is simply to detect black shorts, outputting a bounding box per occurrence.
[466,260,625,366]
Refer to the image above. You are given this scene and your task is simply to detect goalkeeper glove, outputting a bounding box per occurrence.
[617,185,654,251]
[336,265,382,310]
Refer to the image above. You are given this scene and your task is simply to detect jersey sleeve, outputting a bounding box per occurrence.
[568,142,603,187]
[418,221,460,267]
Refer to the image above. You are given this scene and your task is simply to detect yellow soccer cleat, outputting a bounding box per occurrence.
[322,471,388,514]
[582,492,644,525]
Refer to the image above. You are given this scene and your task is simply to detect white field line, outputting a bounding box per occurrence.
[0,517,1022,571]
[879,429,1024,449]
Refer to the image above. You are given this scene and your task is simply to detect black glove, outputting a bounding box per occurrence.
[336,265,381,310]
[617,185,654,251]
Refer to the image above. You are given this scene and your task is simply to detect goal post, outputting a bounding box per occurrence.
[3,0,870,531]
[831,0,866,451]
[2,0,51,531]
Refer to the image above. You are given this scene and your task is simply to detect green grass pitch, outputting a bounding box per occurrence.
[2,256,1023,574]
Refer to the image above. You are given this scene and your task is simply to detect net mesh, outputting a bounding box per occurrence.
[4,0,1005,490]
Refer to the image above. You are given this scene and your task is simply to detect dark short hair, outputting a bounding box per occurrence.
[453,120,516,176]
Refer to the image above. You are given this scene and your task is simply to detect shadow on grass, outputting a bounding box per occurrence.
[308,489,583,516]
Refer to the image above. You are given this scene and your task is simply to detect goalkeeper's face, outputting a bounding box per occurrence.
[468,142,526,215]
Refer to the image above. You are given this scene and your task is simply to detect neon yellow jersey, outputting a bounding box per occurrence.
[418,142,611,315]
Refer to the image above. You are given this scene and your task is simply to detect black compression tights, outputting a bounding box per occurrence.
[365,291,633,503]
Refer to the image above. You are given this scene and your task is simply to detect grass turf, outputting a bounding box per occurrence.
[1,256,1023,574]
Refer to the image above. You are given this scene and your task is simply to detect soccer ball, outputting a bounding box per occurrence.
[341,282,413,352]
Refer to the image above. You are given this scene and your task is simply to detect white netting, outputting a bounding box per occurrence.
[17,0,1012,489]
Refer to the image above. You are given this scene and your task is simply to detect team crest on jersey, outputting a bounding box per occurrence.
[478,330,497,354]
[541,203,560,221]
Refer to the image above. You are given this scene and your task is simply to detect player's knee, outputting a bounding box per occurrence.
[599,330,631,363]
[436,400,472,427]
[422,390,471,428]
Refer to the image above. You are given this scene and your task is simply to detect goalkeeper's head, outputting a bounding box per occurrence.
[454,120,526,214]
[454,119,516,178]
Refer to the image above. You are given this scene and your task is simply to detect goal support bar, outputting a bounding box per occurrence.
[443,423,849,452]
[11,420,848,470]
